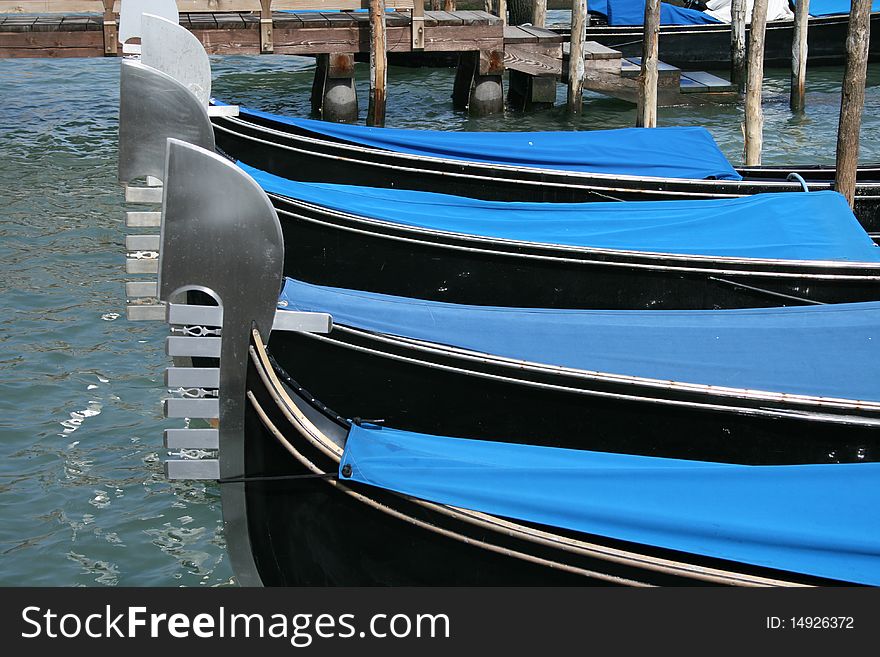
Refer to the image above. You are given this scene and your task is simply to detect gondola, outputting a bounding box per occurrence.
[211,107,880,237]
[155,140,880,587]
[576,1,880,69]
[245,161,880,309]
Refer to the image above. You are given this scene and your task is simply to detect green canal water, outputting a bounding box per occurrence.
[0,52,878,586]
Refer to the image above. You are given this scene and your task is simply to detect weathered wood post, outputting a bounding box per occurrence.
[533,0,548,27]
[444,0,457,10]
[637,0,660,128]
[730,0,747,92]
[835,0,872,207]
[499,0,508,25]
[567,0,587,112]
[101,0,118,56]
[790,0,810,111]
[743,0,769,165]
[368,0,388,127]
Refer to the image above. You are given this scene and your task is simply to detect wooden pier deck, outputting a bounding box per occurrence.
[0,10,503,58]
[0,2,736,111]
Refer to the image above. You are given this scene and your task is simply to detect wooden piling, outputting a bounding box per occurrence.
[730,0,747,92]
[368,0,388,127]
[567,0,587,113]
[743,0,769,166]
[532,0,548,27]
[835,0,872,207]
[790,0,809,111]
[444,0,456,10]
[636,0,660,128]
[498,0,508,25]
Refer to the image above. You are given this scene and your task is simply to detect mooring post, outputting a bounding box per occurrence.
[567,0,587,113]
[743,0,769,165]
[444,0,457,10]
[368,0,388,127]
[636,0,660,128]
[790,0,810,111]
[532,0,548,27]
[730,0,747,92]
[498,0,508,25]
[835,0,872,207]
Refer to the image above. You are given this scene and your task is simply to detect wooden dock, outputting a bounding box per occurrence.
[0,1,736,113]
[0,10,503,58]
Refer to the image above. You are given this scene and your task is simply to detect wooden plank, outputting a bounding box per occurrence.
[681,70,734,91]
[503,25,536,43]
[517,24,562,42]
[679,75,707,93]
[295,12,333,26]
[478,46,504,74]
[581,40,620,60]
[504,43,560,76]
[430,9,461,25]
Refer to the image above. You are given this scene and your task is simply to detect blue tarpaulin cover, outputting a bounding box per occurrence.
[802,0,880,15]
[243,162,880,262]
[279,278,880,402]
[606,0,720,25]
[340,424,880,584]
[237,105,742,180]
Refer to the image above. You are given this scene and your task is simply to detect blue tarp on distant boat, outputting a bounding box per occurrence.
[243,162,880,262]
[236,105,742,180]
[340,424,880,584]
[279,278,880,402]
[606,0,720,25]
[802,0,880,16]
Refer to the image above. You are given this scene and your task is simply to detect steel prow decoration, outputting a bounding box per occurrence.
[157,139,330,584]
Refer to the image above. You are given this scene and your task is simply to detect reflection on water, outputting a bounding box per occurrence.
[0,53,877,586]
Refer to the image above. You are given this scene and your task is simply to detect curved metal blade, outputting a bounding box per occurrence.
[118,0,179,46]
[141,13,212,107]
[118,60,214,184]
[159,139,283,586]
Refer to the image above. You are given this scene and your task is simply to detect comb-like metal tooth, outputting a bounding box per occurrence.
[126,281,158,298]
[126,258,159,274]
[164,397,220,419]
[165,367,220,388]
[165,336,221,358]
[164,428,219,449]
[167,303,223,327]
[207,105,240,118]
[127,304,165,321]
[124,185,163,203]
[125,234,161,251]
[126,211,162,227]
[272,310,333,334]
[165,459,220,480]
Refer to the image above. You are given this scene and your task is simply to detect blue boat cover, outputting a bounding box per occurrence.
[237,105,742,180]
[243,163,880,262]
[340,424,880,584]
[590,0,611,16]
[606,0,720,25]
[279,278,880,402]
[802,0,880,15]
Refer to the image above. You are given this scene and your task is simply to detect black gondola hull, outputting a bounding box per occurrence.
[265,328,880,466]
[583,13,880,69]
[273,194,880,310]
[243,333,844,586]
[213,117,880,236]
